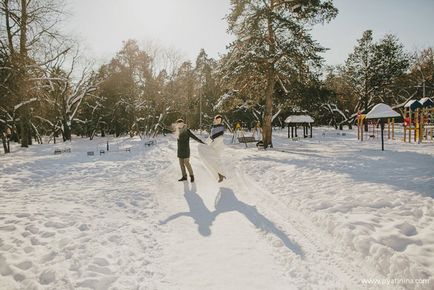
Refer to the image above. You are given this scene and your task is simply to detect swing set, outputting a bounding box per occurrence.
[357,113,396,141]
[232,121,262,147]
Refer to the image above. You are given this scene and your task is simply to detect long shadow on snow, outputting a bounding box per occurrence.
[160,183,304,258]
[247,148,434,198]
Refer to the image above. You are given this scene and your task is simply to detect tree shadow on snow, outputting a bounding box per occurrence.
[160,184,304,258]
[248,149,434,198]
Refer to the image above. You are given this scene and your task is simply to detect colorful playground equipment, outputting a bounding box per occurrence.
[356,112,397,141]
[365,103,401,151]
[403,98,434,143]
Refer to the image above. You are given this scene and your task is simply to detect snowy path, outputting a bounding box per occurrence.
[154,140,385,289]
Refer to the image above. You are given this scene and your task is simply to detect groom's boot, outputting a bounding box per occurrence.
[218,173,226,183]
[190,175,195,183]
[178,176,187,181]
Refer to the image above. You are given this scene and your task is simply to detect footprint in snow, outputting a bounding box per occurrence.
[78,224,90,231]
[13,273,26,282]
[0,225,16,231]
[15,260,33,271]
[93,257,110,267]
[16,213,31,218]
[88,264,112,275]
[39,268,56,285]
[25,225,39,234]
[44,221,68,229]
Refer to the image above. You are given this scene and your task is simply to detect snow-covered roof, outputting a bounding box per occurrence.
[366,103,401,119]
[284,115,314,123]
[404,100,422,110]
[419,97,434,108]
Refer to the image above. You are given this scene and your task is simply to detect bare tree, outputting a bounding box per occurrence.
[0,0,69,147]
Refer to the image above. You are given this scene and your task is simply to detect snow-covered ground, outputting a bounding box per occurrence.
[0,127,433,290]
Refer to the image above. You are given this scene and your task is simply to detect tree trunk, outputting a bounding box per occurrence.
[20,122,29,147]
[19,0,29,147]
[262,72,275,148]
[364,103,369,132]
[20,114,29,147]
[2,134,9,154]
[28,124,32,145]
[63,118,71,141]
[11,128,19,142]
[262,0,276,149]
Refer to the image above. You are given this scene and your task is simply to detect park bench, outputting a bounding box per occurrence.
[144,140,155,146]
[87,151,94,156]
[54,147,71,155]
[238,136,259,148]
[120,146,131,152]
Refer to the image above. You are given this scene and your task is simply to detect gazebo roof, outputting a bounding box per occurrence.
[366,103,400,119]
[284,115,314,124]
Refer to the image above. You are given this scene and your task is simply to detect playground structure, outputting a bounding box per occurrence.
[356,114,397,141]
[284,115,314,139]
[403,98,434,143]
[365,103,401,151]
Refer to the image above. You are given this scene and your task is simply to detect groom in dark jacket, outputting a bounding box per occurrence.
[175,119,204,182]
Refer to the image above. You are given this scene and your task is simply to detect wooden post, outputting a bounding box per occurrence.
[409,109,412,143]
[421,108,426,141]
[287,124,290,138]
[431,109,434,140]
[415,109,419,143]
[387,118,391,139]
[424,108,428,141]
[380,119,385,151]
[404,108,407,142]
[392,118,395,140]
[357,117,360,140]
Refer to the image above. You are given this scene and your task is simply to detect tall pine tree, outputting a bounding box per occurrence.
[223,0,337,148]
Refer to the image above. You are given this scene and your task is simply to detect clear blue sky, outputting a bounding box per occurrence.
[65,0,434,66]
[311,0,434,65]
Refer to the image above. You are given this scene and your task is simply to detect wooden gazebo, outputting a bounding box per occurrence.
[285,115,314,139]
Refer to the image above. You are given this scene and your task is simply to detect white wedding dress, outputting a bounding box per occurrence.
[197,135,225,180]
